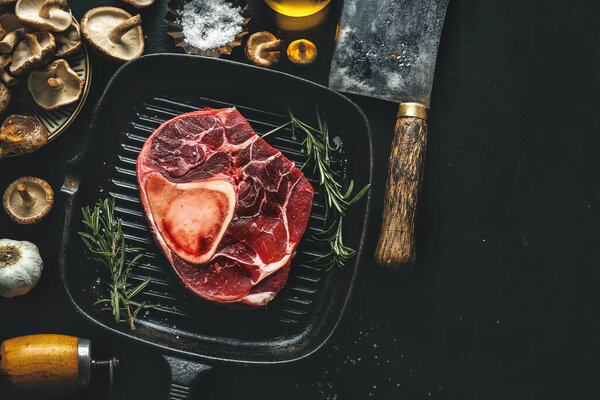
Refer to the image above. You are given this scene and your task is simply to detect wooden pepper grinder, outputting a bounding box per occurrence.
[0,334,118,397]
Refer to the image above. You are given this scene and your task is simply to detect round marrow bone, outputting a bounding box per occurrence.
[81,7,144,63]
[10,31,56,75]
[144,173,236,265]
[27,58,82,110]
[15,0,72,32]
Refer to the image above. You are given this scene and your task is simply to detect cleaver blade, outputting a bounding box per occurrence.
[329,0,448,106]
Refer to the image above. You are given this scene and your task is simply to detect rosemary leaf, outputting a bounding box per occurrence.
[79,198,152,331]
[128,277,152,299]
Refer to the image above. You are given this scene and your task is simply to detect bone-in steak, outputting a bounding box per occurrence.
[137,108,314,306]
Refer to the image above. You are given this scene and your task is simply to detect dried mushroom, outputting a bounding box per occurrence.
[2,176,54,224]
[0,82,10,114]
[10,31,55,75]
[0,54,17,86]
[0,114,48,158]
[245,31,283,67]
[81,8,144,63]
[28,58,82,110]
[53,17,80,57]
[120,0,154,9]
[15,0,72,32]
[287,39,317,66]
[0,13,26,54]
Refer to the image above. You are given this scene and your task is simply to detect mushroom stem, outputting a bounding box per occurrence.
[16,184,36,208]
[0,55,16,86]
[25,34,42,54]
[1,70,16,87]
[0,31,21,54]
[298,41,306,54]
[39,0,69,18]
[47,77,64,90]
[259,39,284,53]
[108,15,142,44]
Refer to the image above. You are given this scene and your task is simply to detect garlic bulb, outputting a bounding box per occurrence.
[0,239,43,298]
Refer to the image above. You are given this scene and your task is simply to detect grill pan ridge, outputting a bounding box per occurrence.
[59,55,372,379]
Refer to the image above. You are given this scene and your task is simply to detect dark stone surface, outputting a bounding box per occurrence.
[0,0,596,398]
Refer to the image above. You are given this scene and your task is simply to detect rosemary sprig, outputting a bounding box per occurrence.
[79,198,152,330]
[263,110,370,268]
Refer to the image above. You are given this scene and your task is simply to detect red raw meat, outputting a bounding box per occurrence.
[136,108,314,306]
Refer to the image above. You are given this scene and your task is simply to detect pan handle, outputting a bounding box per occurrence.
[162,355,212,399]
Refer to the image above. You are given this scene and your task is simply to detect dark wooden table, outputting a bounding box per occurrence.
[1,0,596,398]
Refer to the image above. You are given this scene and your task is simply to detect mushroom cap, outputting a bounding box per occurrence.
[53,17,81,57]
[10,31,56,75]
[2,176,54,224]
[287,39,317,65]
[0,82,10,114]
[15,0,72,32]
[0,13,23,31]
[121,0,154,9]
[0,114,48,158]
[245,31,282,67]
[27,58,82,110]
[81,7,144,63]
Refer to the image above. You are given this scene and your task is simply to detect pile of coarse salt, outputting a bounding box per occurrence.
[179,0,244,51]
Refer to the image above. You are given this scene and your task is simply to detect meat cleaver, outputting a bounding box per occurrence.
[329,0,449,272]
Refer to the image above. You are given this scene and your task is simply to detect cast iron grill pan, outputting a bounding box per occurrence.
[59,55,372,398]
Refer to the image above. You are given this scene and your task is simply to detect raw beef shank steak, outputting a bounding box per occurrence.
[136,108,314,306]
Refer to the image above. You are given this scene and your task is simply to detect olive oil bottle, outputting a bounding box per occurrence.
[264,0,332,17]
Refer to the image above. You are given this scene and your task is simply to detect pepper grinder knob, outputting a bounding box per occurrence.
[92,356,120,396]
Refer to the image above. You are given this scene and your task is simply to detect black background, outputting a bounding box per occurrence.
[0,0,597,398]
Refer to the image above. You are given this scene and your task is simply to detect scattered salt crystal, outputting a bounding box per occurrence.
[179,0,244,51]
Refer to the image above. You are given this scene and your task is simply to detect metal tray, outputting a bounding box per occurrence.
[59,54,372,398]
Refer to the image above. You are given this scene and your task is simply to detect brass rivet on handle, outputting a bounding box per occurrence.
[397,102,428,120]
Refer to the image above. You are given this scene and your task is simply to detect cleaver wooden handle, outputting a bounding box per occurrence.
[375,103,428,272]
